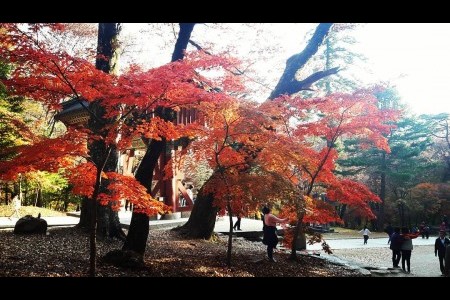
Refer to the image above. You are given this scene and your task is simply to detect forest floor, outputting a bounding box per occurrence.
[0,226,363,277]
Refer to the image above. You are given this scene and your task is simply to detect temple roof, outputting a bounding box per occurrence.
[54,98,90,126]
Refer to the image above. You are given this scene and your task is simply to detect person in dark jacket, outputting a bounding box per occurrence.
[233,216,242,231]
[389,227,402,268]
[385,223,394,244]
[435,230,450,275]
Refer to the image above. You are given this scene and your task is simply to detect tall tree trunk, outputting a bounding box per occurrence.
[181,23,336,240]
[35,187,43,207]
[78,197,91,229]
[96,23,121,74]
[273,24,336,257]
[3,184,8,205]
[89,179,98,277]
[174,176,219,239]
[122,139,165,254]
[269,23,337,99]
[290,219,303,259]
[172,23,195,61]
[89,154,109,277]
[443,120,450,182]
[226,200,233,267]
[339,204,347,220]
[378,152,386,228]
[121,23,195,255]
[78,23,125,241]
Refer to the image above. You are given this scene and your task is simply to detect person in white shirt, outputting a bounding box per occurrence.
[186,185,194,203]
[8,194,21,220]
[359,226,371,245]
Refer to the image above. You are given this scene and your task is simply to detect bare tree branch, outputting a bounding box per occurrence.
[269,23,336,99]
[172,23,196,61]
[289,67,340,93]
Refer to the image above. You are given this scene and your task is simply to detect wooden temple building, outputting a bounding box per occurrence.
[55,99,196,217]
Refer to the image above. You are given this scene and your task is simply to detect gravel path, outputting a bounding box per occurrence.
[332,244,442,277]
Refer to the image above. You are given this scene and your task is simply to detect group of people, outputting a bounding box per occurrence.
[388,227,420,273]
[385,224,450,275]
[238,204,450,273]
[359,222,450,275]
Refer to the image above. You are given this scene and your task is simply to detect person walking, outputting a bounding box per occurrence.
[233,216,242,231]
[434,230,450,276]
[359,226,371,245]
[261,206,288,262]
[445,238,450,276]
[385,223,394,244]
[8,194,21,220]
[389,227,402,268]
[400,227,420,274]
[419,222,425,238]
[420,222,430,239]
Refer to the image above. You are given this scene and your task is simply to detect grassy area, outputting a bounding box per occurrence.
[321,227,388,240]
[0,205,66,217]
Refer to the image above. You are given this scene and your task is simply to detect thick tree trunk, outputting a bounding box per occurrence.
[97,204,126,240]
[78,23,125,240]
[122,139,165,254]
[78,197,91,229]
[121,23,195,255]
[339,203,347,220]
[85,103,125,240]
[172,23,196,61]
[89,181,98,277]
[96,23,121,73]
[174,180,219,239]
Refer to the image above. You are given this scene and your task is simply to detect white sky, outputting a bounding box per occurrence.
[122,23,450,116]
[352,23,450,115]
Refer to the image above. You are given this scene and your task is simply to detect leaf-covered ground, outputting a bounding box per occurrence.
[0,226,363,277]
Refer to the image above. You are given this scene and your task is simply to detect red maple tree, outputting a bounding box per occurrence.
[0,23,247,272]
[255,91,399,258]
